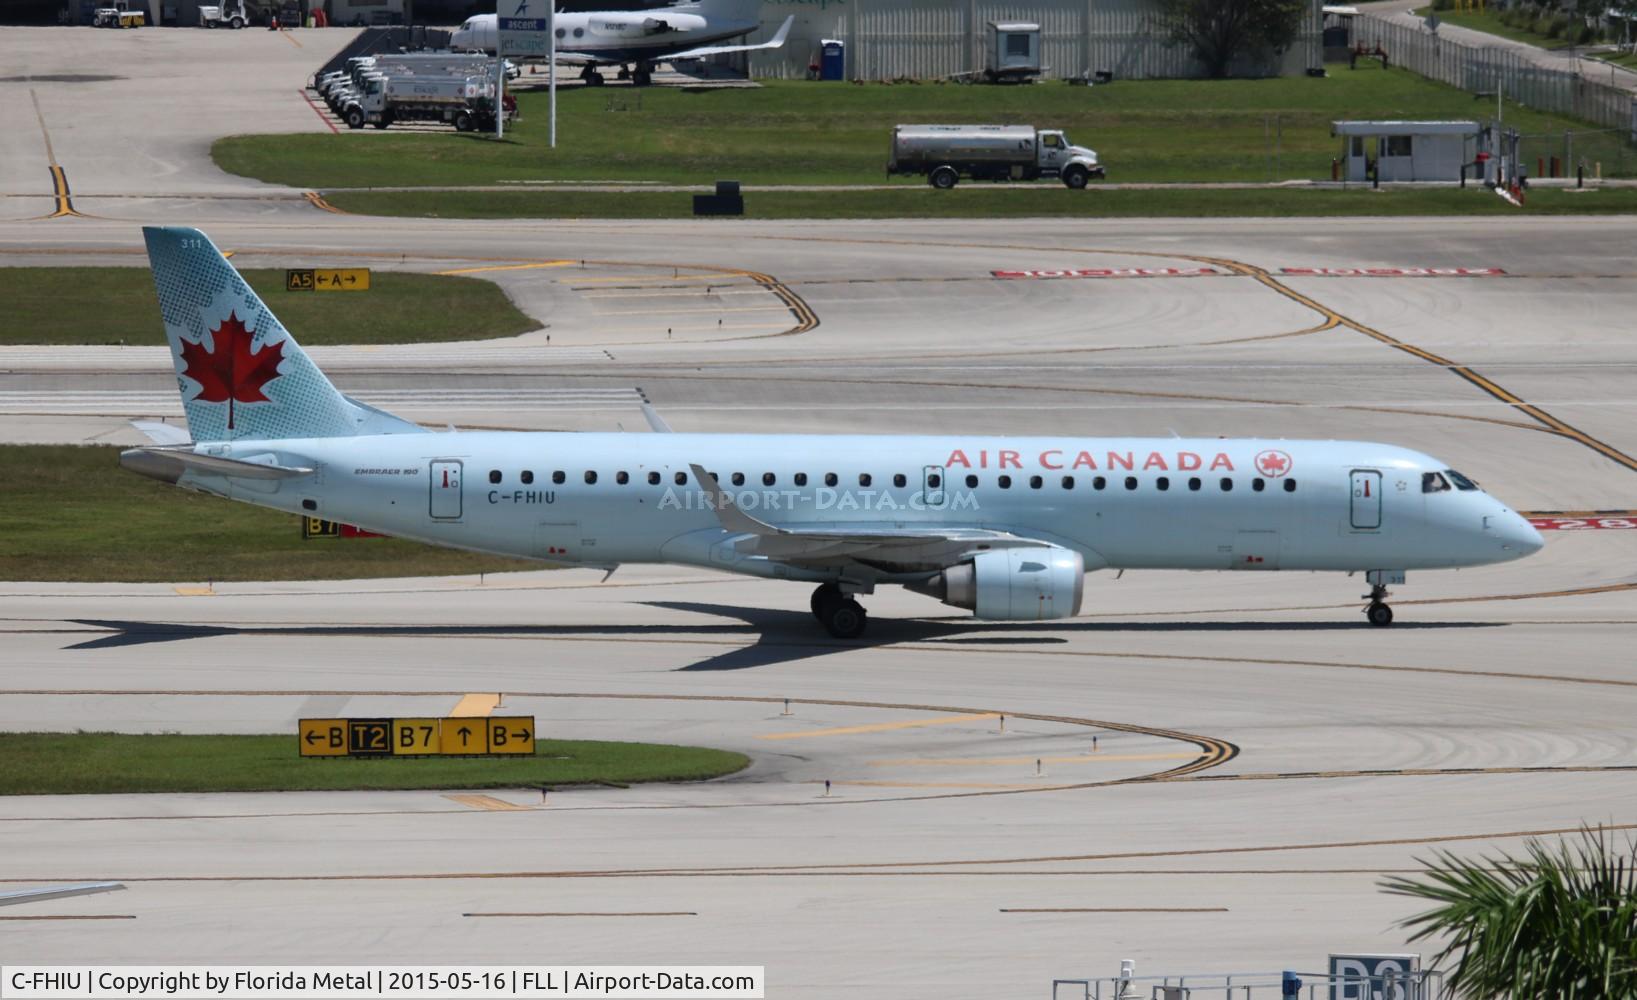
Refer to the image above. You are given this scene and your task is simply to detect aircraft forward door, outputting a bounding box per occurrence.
[1350,469,1382,530]
[430,460,463,520]
[923,465,946,508]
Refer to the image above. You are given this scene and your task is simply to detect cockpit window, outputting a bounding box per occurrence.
[1445,469,1479,491]
[1422,471,1451,493]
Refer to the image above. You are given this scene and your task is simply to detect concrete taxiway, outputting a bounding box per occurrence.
[4,24,1637,1000]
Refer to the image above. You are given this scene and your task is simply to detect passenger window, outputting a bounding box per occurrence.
[1422,471,1451,493]
[1124,476,1137,491]
[859,473,872,487]
[794,472,808,487]
[521,470,534,485]
[1061,476,1074,489]
[552,470,565,485]
[647,471,660,485]
[1283,479,1297,492]
[825,473,838,487]
[1189,477,1201,491]
[965,474,979,488]
[763,472,776,486]
[1252,478,1265,492]
[1446,469,1479,491]
[998,475,1012,489]
[616,471,629,485]
[893,473,907,488]
[1093,476,1106,490]
[675,471,687,485]
[488,470,502,484]
[1029,475,1042,489]
[1220,478,1233,491]
[731,472,745,487]
[585,471,598,485]
[927,473,941,488]
[1156,476,1169,491]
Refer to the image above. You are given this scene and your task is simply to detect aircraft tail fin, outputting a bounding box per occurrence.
[142,226,426,443]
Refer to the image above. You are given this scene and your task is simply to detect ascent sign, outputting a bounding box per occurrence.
[498,0,549,56]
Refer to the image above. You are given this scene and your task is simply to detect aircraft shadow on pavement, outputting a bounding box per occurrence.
[68,607,1503,672]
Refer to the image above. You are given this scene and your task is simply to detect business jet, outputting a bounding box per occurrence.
[449,0,794,87]
[122,227,1544,637]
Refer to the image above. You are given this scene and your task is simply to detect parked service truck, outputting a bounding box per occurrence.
[341,74,514,131]
[93,1,147,27]
[198,1,247,27]
[887,124,1104,189]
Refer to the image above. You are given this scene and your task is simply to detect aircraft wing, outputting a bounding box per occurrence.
[687,464,1039,567]
[665,15,793,61]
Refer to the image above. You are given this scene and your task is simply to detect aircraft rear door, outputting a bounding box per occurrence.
[430,460,462,520]
[1350,469,1382,530]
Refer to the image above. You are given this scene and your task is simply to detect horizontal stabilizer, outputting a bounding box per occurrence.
[120,446,314,484]
[668,14,792,60]
[130,420,191,446]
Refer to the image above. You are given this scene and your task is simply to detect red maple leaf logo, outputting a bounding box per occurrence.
[178,312,283,430]
[1255,450,1292,477]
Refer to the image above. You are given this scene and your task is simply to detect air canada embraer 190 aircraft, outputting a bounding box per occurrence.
[122,227,1544,637]
[449,0,793,87]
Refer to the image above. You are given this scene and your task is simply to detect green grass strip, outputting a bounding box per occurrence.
[215,65,1637,190]
[0,732,749,794]
[0,268,537,346]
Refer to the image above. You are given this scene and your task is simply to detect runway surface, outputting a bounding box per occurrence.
[4,27,1637,1000]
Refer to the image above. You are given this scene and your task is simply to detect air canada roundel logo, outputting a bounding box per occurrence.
[1255,449,1292,478]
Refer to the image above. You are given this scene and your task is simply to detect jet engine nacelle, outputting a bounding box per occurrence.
[911,547,1084,620]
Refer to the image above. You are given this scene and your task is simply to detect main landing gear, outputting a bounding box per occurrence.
[579,65,605,86]
[1364,582,1394,627]
[811,583,868,639]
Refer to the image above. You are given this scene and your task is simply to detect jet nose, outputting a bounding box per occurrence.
[1495,509,1544,559]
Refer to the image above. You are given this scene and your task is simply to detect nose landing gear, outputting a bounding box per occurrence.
[1364,582,1394,627]
[811,583,868,639]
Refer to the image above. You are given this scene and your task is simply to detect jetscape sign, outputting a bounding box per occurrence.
[992,267,1225,279]
[1280,267,1507,277]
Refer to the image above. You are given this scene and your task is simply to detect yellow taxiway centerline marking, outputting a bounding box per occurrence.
[581,288,771,300]
[443,794,531,811]
[759,713,1000,741]
[437,261,574,276]
[450,693,501,717]
[173,586,214,597]
[868,752,1199,768]
[595,305,791,317]
[570,274,736,284]
[812,780,1060,790]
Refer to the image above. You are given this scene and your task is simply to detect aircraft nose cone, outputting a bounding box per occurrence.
[1497,510,1544,558]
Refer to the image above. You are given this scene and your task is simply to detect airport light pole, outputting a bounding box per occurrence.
[549,4,557,148]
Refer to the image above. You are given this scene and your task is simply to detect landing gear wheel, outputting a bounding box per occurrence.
[1366,602,1394,627]
[810,583,842,621]
[634,64,653,86]
[580,66,604,86]
[820,597,868,639]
